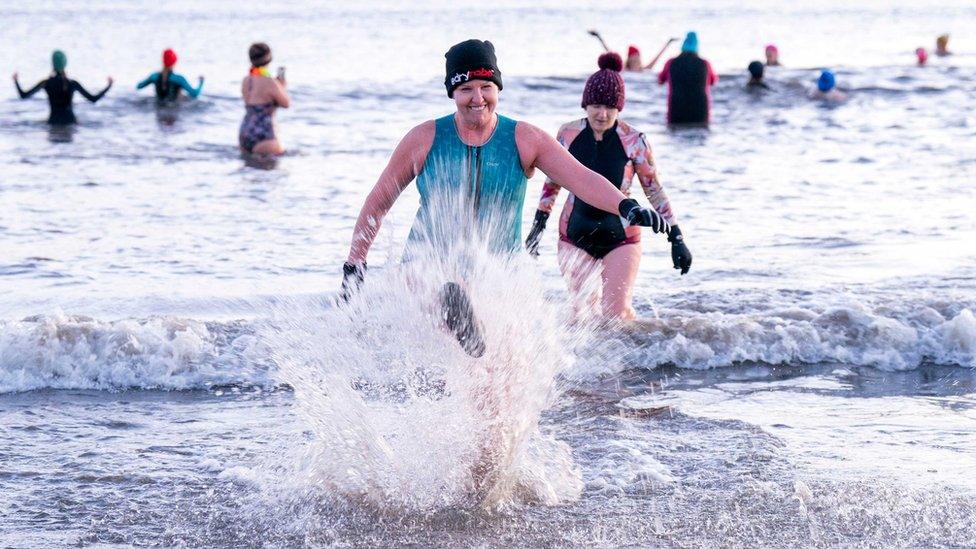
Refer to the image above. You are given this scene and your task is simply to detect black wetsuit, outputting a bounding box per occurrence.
[154,73,180,101]
[16,73,110,125]
[660,52,715,125]
[564,120,634,259]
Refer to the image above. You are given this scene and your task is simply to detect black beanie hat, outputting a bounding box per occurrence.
[444,39,503,98]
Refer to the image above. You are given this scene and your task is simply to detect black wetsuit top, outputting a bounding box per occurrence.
[565,120,632,259]
[16,73,110,125]
[154,73,180,101]
[666,52,711,125]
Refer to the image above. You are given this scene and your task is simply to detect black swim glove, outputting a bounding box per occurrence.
[618,198,671,234]
[524,210,549,257]
[668,226,692,275]
[340,262,366,301]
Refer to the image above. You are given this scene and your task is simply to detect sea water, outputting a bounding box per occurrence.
[2,1,976,546]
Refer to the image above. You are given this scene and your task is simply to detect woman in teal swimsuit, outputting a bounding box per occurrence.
[341,39,672,354]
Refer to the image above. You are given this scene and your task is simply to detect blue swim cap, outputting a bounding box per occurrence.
[682,32,698,53]
[818,70,835,92]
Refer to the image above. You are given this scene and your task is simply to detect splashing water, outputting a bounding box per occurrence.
[260,187,594,512]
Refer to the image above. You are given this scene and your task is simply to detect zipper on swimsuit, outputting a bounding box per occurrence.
[465,145,483,214]
[473,146,482,213]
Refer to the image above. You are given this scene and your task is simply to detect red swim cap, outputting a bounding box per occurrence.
[162,49,178,68]
[627,45,640,56]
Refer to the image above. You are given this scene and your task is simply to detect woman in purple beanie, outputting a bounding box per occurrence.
[525,52,693,321]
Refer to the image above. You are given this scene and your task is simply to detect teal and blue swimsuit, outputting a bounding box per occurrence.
[406,114,528,257]
[136,71,203,101]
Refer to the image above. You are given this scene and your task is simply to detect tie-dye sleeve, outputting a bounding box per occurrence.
[632,133,678,225]
[537,128,569,214]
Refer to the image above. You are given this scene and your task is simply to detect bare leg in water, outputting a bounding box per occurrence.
[558,239,642,321]
[251,137,284,156]
[557,239,601,320]
[600,242,641,320]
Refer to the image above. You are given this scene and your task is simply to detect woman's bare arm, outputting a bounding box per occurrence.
[271,78,290,108]
[517,122,626,215]
[346,121,435,264]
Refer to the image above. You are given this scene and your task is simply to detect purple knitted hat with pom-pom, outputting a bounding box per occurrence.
[581,52,625,110]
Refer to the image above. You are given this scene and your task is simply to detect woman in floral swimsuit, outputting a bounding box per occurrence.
[525,52,693,321]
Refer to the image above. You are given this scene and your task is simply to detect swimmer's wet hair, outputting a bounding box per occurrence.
[249,43,272,67]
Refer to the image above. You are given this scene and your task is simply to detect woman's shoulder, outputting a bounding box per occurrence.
[403,120,437,147]
[616,119,650,155]
[562,118,586,132]
[555,118,585,140]
[243,74,273,84]
[616,119,643,137]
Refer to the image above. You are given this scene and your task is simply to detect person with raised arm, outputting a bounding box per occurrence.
[137,49,204,102]
[13,50,112,125]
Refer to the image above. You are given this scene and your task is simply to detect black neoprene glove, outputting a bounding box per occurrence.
[340,262,366,301]
[668,226,692,275]
[618,198,671,234]
[524,210,549,257]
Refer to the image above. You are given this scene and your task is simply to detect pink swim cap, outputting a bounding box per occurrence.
[765,44,778,54]
[916,47,928,64]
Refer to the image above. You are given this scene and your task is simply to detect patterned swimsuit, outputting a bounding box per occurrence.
[239,103,276,153]
[537,118,678,259]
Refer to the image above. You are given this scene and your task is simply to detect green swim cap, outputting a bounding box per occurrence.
[52,50,67,71]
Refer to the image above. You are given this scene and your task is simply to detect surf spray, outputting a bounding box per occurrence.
[261,170,594,512]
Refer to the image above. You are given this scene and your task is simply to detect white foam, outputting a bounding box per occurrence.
[198,458,223,472]
[262,237,592,511]
[0,311,269,393]
[585,419,676,495]
[2,300,972,395]
[575,304,976,373]
[218,466,259,486]
[939,309,976,361]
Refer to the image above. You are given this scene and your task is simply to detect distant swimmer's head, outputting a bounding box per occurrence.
[626,44,641,71]
[162,48,178,69]
[748,60,765,80]
[916,47,928,66]
[51,50,67,72]
[582,52,625,131]
[817,70,836,92]
[765,44,779,65]
[681,32,699,54]
[936,34,950,55]
[248,43,272,68]
[445,39,502,124]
